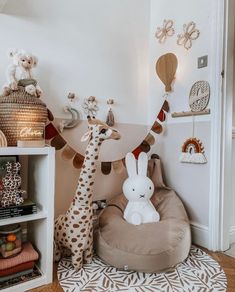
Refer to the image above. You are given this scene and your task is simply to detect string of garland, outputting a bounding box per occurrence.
[45,99,170,175]
[45,52,177,174]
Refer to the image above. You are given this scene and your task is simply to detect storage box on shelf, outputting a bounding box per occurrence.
[0,147,55,292]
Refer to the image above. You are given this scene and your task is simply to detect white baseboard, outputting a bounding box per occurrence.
[229,226,235,244]
[190,222,209,249]
[190,223,235,249]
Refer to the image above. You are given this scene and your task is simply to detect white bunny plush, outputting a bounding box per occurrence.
[123,152,160,225]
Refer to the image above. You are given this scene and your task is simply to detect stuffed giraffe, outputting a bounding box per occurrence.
[54,116,121,269]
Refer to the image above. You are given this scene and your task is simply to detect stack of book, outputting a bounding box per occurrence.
[0,199,37,219]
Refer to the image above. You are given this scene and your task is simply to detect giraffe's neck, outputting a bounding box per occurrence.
[69,138,103,209]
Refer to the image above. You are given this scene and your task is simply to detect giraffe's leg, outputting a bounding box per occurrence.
[71,249,83,270]
[83,241,93,264]
[54,241,62,262]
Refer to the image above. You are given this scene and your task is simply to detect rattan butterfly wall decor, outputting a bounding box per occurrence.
[177,21,200,50]
[155,19,175,44]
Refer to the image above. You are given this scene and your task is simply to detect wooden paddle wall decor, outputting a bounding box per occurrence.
[156,53,178,92]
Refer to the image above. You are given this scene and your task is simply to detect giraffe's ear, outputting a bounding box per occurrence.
[81,131,91,142]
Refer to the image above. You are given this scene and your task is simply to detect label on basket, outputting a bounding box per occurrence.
[17,122,45,147]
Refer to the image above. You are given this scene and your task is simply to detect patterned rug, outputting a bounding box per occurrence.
[57,246,227,292]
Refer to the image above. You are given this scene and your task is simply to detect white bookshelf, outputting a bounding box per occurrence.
[0,147,55,292]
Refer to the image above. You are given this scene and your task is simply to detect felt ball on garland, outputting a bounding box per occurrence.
[180,138,207,164]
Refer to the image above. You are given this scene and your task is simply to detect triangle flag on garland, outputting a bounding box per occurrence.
[51,135,67,150]
[112,160,125,174]
[61,145,76,161]
[139,140,151,153]
[45,123,59,140]
[101,162,112,175]
[73,153,85,169]
[144,133,155,146]
[151,121,163,134]
[161,100,170,112]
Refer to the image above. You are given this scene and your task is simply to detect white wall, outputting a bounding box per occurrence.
[231,18,235,242]
[0,0,157,126]
[0,0,218,247]
[149,0,214,245]
[153,122,211,226]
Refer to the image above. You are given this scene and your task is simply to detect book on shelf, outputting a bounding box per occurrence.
[0,265,42,289]
[0,199,37,219]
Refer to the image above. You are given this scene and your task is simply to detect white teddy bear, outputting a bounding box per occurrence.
[123,152,160,225]
[2,49,43,97]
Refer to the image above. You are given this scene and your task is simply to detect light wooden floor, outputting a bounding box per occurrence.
[29,249,235,292]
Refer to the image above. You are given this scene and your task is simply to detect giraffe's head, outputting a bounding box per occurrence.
[81,116,121,142]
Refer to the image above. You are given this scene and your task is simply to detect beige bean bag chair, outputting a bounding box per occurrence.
[94,156,191,273]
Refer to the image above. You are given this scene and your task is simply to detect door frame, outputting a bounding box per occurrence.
[209,0,234,251]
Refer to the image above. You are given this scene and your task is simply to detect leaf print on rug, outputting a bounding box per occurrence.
[57,246,227,292]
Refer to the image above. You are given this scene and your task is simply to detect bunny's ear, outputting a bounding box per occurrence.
[137,152,148,176]
[125,152,137,177]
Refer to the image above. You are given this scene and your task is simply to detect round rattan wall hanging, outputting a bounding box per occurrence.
[189,80,210,112]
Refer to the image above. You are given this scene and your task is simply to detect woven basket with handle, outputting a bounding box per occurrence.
[0,87,48,146]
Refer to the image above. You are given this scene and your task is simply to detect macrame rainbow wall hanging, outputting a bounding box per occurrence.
[45,53,178,175]
[180,138,207,164]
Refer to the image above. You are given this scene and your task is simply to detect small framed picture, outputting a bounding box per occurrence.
[0,156,18,191]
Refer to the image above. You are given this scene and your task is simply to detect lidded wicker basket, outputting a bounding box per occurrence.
[0,87,48,146]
